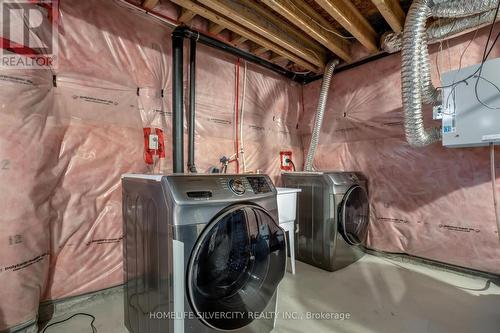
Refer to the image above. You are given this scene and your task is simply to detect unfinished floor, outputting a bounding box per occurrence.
[40,254,500,333]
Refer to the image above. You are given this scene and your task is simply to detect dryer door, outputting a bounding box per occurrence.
[339,185,369,246]
[187,204,286,331]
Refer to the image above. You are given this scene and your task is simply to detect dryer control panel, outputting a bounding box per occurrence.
[247,176,272,194]
[228,178,246,195]
[221,176,272,196]
[166,175,275,202]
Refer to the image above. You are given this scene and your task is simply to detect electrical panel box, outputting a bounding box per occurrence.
[441,57,500,148]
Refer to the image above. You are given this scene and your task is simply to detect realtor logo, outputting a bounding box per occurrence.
[0,0,58,69]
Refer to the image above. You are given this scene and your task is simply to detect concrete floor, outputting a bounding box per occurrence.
[40,254,500,333]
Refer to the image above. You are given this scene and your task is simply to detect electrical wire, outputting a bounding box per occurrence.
[490,143,500,242]
[41,313,97,333]
[473,0,500,109]
[440,1,500,112]
[286,158,296,172]
[440,15,481,95]
[458,17,482,74]
[437,20,479,107]
[437,2,500,91]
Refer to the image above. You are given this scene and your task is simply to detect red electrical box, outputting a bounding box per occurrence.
[143,128,166,165]
[280,151,293,171]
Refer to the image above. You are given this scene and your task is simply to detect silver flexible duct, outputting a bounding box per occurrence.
[304,59,339,171]
[426,10,496,40]
[381,31,403,53]
[382,9,497,53]
[401,0,442,146]
[419,35,441,104]
[432,0,498,17]
[401,0,497,147]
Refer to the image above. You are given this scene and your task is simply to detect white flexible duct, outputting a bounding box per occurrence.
[304,59,339,171]
[401,0,498,147]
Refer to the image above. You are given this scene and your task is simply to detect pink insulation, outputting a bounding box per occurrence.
[0,0,303,330]
[302,26,500,275]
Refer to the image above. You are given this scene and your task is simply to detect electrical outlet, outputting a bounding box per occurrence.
[149,134,159,150]
[280,151,293,171]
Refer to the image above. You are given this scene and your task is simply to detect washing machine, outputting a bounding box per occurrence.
[122,174,286,333]
[282,172,369,272]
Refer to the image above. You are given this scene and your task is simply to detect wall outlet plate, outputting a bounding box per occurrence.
[149,134,159,150]
[280,151,293,171]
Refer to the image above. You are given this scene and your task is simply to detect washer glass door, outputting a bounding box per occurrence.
[187,204,286,331]
[339,185,369,246]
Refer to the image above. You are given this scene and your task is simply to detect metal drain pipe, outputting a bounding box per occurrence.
[172,29,184,173]
[188,39,198,173]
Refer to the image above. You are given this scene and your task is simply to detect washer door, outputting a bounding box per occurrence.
[187,204,286,331]
[339,185,369,246]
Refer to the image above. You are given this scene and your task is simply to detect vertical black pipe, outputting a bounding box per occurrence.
[188,38,197,173]
[172,30,184,173]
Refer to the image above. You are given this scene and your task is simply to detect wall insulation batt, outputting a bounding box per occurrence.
[2,0,500,331]
[302,26,500,276]
[0,0,303,330]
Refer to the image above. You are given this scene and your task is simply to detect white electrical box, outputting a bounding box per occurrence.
[441,57,500,148]
[148,134,159,150]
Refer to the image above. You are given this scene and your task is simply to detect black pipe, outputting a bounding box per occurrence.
[188,38,197,173]
[172,26,317,84]
[170,26,390,172]
[172,29,184,173]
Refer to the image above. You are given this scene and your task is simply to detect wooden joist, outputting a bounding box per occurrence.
[252,46,269,56]
[236,0,328,61]
[314,0,378,52]
[142,0,159,10]
[169,0,320,72]
[270,53,286,62]
[371,0,405,32]
[261,0,351,62]
[230,35,248,47]
[178,8,196,23]
[208,22,225,35]
[197,0,326,68]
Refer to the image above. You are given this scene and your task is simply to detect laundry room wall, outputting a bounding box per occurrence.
[0,0,303,330]
[301,26,500,276]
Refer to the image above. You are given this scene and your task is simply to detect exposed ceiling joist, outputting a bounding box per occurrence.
[208,22,225,35]
[314,0,378,52]
[252,46,269,56]
[230,35,247,47]
[238,0,328,60]
[197,0,326,68]
[169,0,320,72]
[142,0,159,10]
[371,0,405,32]
[270,53,286,62]
[261,0,352,62]
[178,8,196,23]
